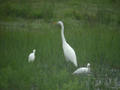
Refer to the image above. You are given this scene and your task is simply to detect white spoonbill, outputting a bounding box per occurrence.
[73,63,90,74]
[28,49,36,62]
[57,21,78,67]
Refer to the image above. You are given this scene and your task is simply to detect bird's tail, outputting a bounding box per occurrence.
[74,61,78,67]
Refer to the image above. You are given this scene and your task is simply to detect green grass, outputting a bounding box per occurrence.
[0,0,120,90]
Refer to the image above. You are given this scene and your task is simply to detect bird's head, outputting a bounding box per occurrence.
[53,21,64,26]
[87,63,90,67]
[56,21,64,29]
[33,49,36,53]
[57,21,63,25]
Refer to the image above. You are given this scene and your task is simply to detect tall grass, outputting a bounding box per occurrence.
[0,1,55,21]
[0,20,120,89]
[0,0,120,90]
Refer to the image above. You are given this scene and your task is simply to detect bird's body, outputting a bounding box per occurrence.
[57,21,77,67]
[28,49,36,62]
[63,41,77,66]
[73,63,90,74]
[73,67,90,74]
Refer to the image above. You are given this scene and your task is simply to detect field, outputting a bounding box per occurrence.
[0,0,120,90]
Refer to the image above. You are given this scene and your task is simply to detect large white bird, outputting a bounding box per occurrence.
[28,49,36,62]
[73,63,90,74]
[57,21,78,67]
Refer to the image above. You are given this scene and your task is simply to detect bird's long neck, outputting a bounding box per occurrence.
[87,66,90,71]
[33,51,35,54]
[60,23,66,44]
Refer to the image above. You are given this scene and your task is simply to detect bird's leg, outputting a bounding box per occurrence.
[65,62,69,71]
[65,61,70,72]
[87,76,90,90]
[67,62,73,73]
[68,63,71,72]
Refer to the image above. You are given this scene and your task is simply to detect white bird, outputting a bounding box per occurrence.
[72,63,90,74]
[28,49,36,62]
[57,21,78,67]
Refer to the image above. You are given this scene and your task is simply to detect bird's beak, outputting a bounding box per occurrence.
[53,22,56,24]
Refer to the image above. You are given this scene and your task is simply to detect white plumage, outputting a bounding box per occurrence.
[28,49,36,62]
[73,63,90,74]
[57,21,78,67]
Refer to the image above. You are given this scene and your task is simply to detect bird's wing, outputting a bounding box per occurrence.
[74,67,87,74]
[29,53,34,59]
[29,53,32,57]
[63,42,77,66]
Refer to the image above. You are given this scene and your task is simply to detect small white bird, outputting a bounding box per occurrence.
[57,21,78,67]
[72,63,90,74]
[28,49,36,62]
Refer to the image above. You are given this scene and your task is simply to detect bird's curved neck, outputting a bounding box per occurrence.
[88,67,90,72]
[60,23,66,43]
[87,66,90,70]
